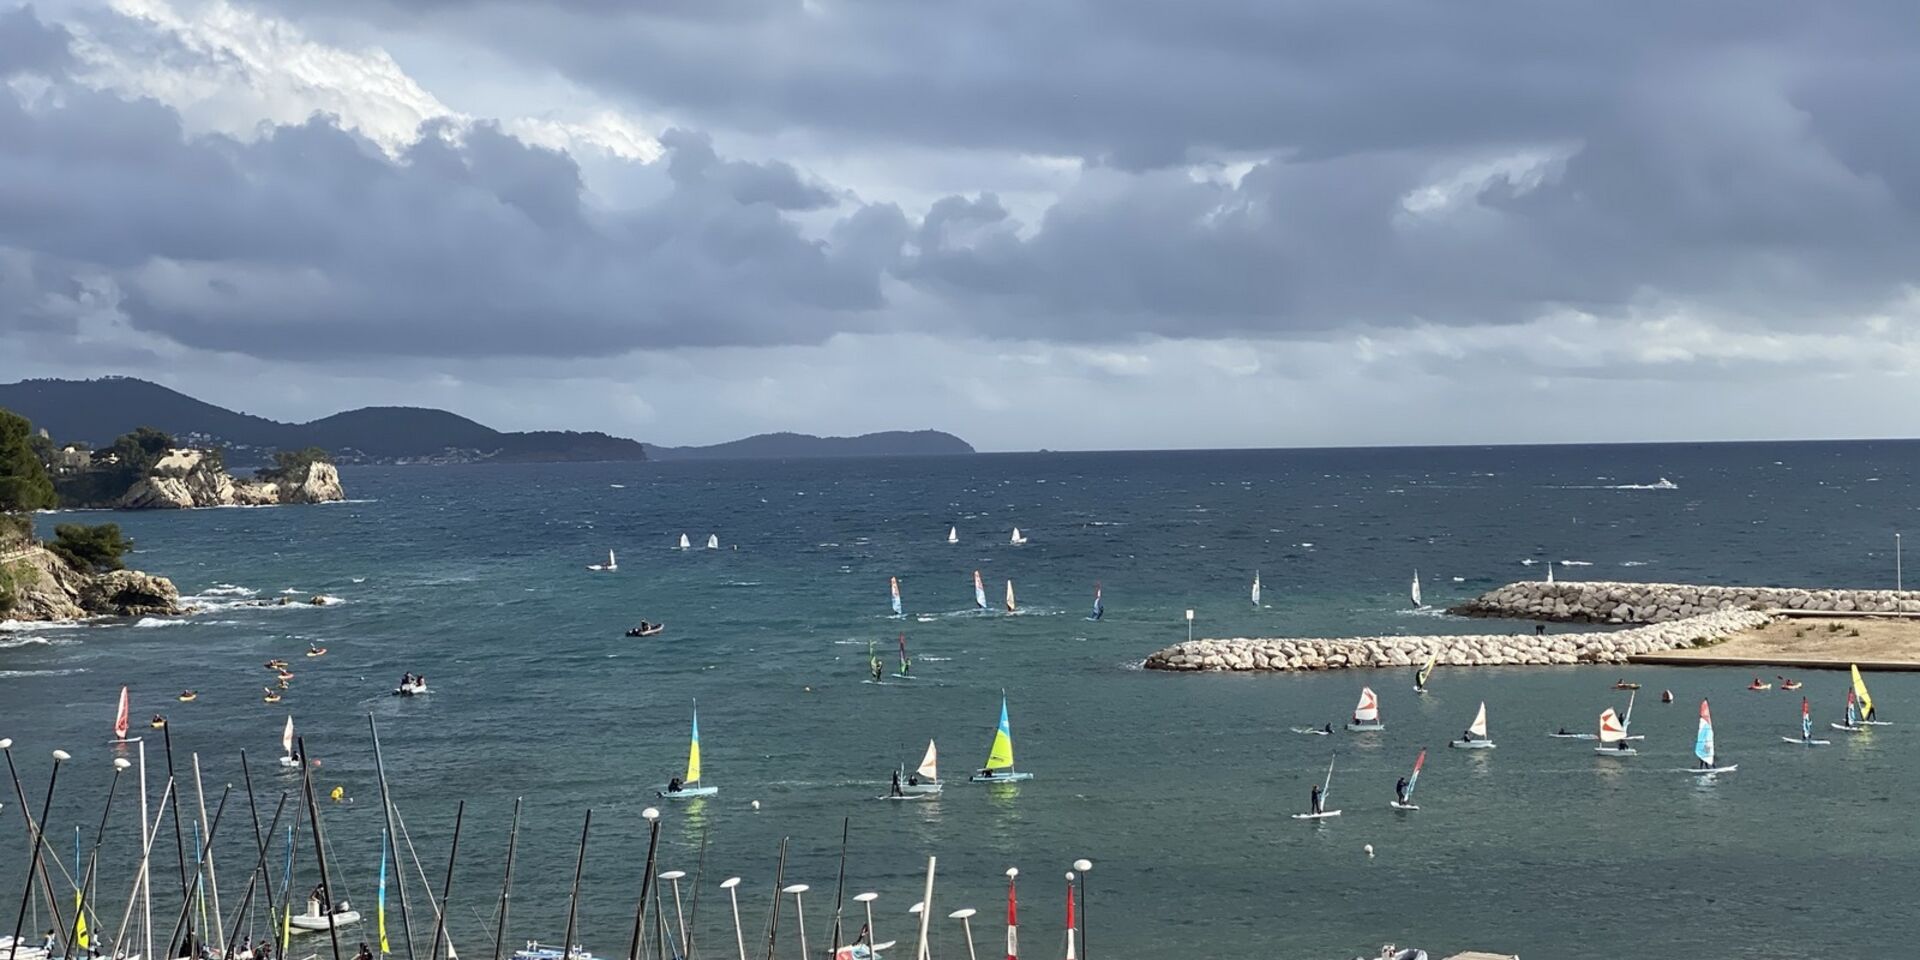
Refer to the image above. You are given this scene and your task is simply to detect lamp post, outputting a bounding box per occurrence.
[658,871,688,952]
[852,893,878,956]
[10,747,71,960]
[1071,860,1091,960]
[947,909,977,960]
[719,878,746,960]
[782,884,810,960]
[1898,532,1903,591]
[1184,609,1194,644]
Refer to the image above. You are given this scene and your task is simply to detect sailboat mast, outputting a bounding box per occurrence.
[621,806,656,960]
[160,786,229,960]
[495,799,522,960]
[62,755,128,960]
[1321,756,1336,802]
[760,838,787,960]
[192,754,226,951]
[297,737,346,960]
[425,801,464,960]
[219,794,290,960]
[828,819,849,957]
[369,716,418,960]
[239,752,282,957]
[559,811,592,960]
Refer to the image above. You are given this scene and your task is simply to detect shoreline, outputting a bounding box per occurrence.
[1631,614,1920,670]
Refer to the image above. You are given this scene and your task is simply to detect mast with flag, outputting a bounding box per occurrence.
[1063,874,1076,960]
[1004,868,1018,960]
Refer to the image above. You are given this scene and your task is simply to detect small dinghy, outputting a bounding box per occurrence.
[288,896,361,933]
[1594,708,1636,756]
[1291,755,1342,820]
[1355,946,1428,960]
[659,700,718,798]
[586,549,617,572]
[706,533,719,550]
[970,696,1034,782]
[512,942,601,960]
[1345,687,1384,731]
[677,533,691,550]
[1613,680,1640,690]
[901,740,943,795]
[1449,702,1495,749]
[1781,697,1830,746]
[1009,527,1027,545]
[306,645,327,658]
[1388,749,1425,811]
[177,690,198,702]
[278,716,302,767]
[947,525,958,544]
[1680,699,1737,774]
[625,622,665,638]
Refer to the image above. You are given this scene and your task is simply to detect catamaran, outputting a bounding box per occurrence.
[1413,652,1437,693]
[677,533,691,550]
[1449,702,1495,749]
[1594,708,1635,756]
[1346,687,1384,731]
[659,701,718,798]
[970,696,1033,782]
[586,549,617,572]
[1683,699,1737,774]
[1291,755,1342,820]
[1251,570,1262,607]
[1087,583,1103,621]
[1004,579,1018,613]
[1410,570,1423,608]
[890,576,904,618]
[109,685,140,744]
[898,740,942,796]
[1831,690,1866,733]
[1852,664,1889,724]
[279,715,301,768]
[948,526,958,544]
[1010,527,1027,545]
[893,634,913,679]
[706,533,719,550]
[973,570,988,612]
[1389,749,1426,811]
[1782,697,1831,746]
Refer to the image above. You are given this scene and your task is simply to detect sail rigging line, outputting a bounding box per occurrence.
[297,736,348,960]
[218,794,291,960]
[390,800,459,959]
[239,752,285,959]
[160,785,231,960]
[425,801,465,960]
[369,715,419,960]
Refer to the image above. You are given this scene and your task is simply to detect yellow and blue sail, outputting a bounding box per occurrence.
[685,702,702,784]
[377,829,390,954]
[985,697,1016,770]
[71,829,88,950]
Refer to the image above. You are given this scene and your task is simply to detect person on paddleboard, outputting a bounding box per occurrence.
[1395,776,1409,804]
[1310,783,1324,815]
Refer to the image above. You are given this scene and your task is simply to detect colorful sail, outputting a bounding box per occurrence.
[1410,570,1422,608]
[1467,701,1489,739]
[1063,879,1077,960]
[1352,687,1380,723]
[1089,583,1103,621]
[1846,689,1859,726]
[974,570,988,610]
[890,576,903,617]
[377,829,390,955]
[685,701,703,784]
[1005,579,1017,613]
[1251,570,1262,606]
[1405,749,1426,800]
[1415,653,1436,690]
[1801,697,1813,740]
[114,685,130,740]
[916,740,939,781]
[1693,699,1715,767]
[984,697,1016,771]
[72,888,87,950]
[898,634,911,674]
[1597,708,1625,744]
[1005,870,1018,960]
[1851,664,1875,720]
[281,715,295,757]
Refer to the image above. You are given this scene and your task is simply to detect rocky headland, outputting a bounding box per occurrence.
[0,543,182,621]
[116,449,345,509]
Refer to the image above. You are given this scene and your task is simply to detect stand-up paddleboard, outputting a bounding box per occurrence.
[1781,697,1830,746]
[1292,755,1342,819]
[1346,687,1384,731]
[970,695,1035,782]
[1594,708,1636,756]
[659,700,719,798]
[1680,699,1737,774]
[1449,702,1495,749]
[108,685,142,744]
[1388,749,1426,811]
[1852,665,1892,725]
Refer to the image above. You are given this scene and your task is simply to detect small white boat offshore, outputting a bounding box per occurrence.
[1389,749,1426,811]
[1291,755,1342,820]
[586,549,616,572]
[1449,702,1495,749]
[1346,687,1384,732]
[1009,526,1027,545]
[947,525,958,544]
[1354,946,1428,960]
[278,715,302,768]
[659,701,718,798]
[1004,579,1018,614]
[1410,569,1423,609]
[677,533,690,550]
[1781,697,1831,746]
[512,941,602,960]
[970,696,1034,783]
[1594,708,1636,756]
[392,676,429,696]
[1251,570,1262,607]
[706,533,719,550]
[289,895,361,932]
[1681,699,1737,774]
[884,740,943,800]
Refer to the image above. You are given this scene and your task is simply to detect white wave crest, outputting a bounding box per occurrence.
[133,617,185,628]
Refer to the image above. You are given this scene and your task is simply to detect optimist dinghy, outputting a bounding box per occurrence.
[1345,687,1384,731]
[1449,702,1495,749]
[1680,699,1737,774]
[1781,697,1830,746]
[1594,708,1636,756]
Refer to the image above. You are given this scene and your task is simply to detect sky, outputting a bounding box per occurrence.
[3,0,1920,451]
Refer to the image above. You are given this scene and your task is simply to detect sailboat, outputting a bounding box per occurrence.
[892,634,913,679]
[1086,584,1103,622]
[900,740,942,796]
[1251,571,1262,607]
[1346,687,1384,731]
[1852,664,1889,724]
[659,701,718,798]
[706,533,719,550]
[1290,755,1342,820]
[1410,570,1423,609]
[969,696,1034,782]
[1004,579,1018,613]
[948,526,958,544]
[973,571,988,612]
[1010,527,1027,545]
[1389,749,1426,811]
[1683,699,1737,774]
[1449,702,1495,749]
[1781,697,1830,746]
[278,715,301,768]
[1594,708,1635,756]
[677,533,690,550]
[1413,652,1436,693]
[1831,690,1866,733]
[890,577,904,618]
[586,549,617,572]
[108,685,141,744]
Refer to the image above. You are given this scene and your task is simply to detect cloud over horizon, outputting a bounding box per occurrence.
[4,0,1920,449]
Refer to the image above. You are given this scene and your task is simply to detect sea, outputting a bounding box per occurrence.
[2,442,1916,960]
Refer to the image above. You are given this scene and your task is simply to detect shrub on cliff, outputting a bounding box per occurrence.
[257,447,332,482]
[49,523,133,573]
[0,409,58,512]
[0,559,27,614]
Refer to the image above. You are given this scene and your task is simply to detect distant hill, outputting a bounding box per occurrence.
[0,377,647,464]
[646,430,975,460]
[0,378,976,463]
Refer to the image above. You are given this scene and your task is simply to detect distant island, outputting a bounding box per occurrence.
[0,378,974,464]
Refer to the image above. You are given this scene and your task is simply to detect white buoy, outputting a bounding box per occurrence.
[751,800,761,811]
[1364,844,1375,858]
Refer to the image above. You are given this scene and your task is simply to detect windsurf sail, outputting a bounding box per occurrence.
[1411,570,1422,608]
[1352,687,1380,724]
[607,549,617,570]
[1320,755,1337,803]
[1415,653,1436,690]
[1851,664,1875,720]
[707,534,719,550]
[948,526,958,544]
[984,697,1016,772]
[685,701,703,785]
[1089,583,1103,621]
[1801,697,1813,740]
[1598,708,1625,744]
[1404,749,1426,800]
[1005,580,1017,613]
[1694,699,1716,766]
[1623,689,1638,732]
[1251,571,1262,606]
[281,715,295,757]
[1845,689,1859,726]
[890,576,903,617]
[377,828,390,955]
[898,634,911,674]
[868,641,881,678]
[916,740,938,781]
[1467,701,1489,740]
[974,570,988,610]
[1546,562,1555,584]
[114,685,130,740]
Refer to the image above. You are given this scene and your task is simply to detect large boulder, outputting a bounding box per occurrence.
[78,569,182,617]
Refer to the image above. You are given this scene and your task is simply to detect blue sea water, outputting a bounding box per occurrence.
[3,442,1918,959]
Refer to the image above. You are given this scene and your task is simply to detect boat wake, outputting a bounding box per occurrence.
[133,617,186,628]
[0,635,72,649]
[0,668,86,678]
[1560,560,1593,567]
[1554,478,1679,491]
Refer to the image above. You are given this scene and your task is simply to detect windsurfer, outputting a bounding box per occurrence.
[1322,723,1333,734]
[1556,727,1569,735]
[1394,776,1408,804]
[1309,784,1324,815]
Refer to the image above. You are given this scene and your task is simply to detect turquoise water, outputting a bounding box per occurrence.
[3,444,1917,959]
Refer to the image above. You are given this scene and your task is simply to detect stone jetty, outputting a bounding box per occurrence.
[1144,609,1770,672]
[1447,580,1920,623]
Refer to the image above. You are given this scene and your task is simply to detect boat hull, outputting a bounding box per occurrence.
[969,771,1033,783]
[658,785,718,799]
[290,911,362,932]
[1681,765,1738,774]
[1449,739,1495,750]
[1780,737,1831,746]
[900,782,942,795]
[1595,746,1638,756]
[1346,722,1385,732]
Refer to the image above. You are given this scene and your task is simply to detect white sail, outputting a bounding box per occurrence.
[706,534,719,550]
[1598,708,1625,744]
[678,533,691,550]
[1251,571,1262,606]
[1004,579,1017,612]
[281,715,295,755]
[1546,562,1555,584]
[1352,687,1379,723]
[1411,570,1422,607]
[1009,527,1026,545]
[1467,701,1489,739]
[607,549,617,570]
[916,741,939,781]
[947,526,958,544]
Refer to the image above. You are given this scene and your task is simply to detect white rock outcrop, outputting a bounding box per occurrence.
[116,450,344,509]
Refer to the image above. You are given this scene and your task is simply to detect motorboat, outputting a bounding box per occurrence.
[288,897,360,933]
[625,623,665,638]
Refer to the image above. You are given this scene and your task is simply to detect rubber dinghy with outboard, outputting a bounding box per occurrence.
[970,695,1034,782]
[1594,708,1636,756]
[1346,687,1384,731]
[1680,699,1737,774]
[392,677,429,696]
[288,895,361,932]
[1388,749,1426,811]
[1291,755,1343,820]
[1449,701,1495,749]
[659,700,718,798]
[1781,697,1830,746]
[625,622,664,637]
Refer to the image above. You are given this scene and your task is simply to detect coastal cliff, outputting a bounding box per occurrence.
[0,544,182,621]
[117,449,345,509]
[1448,580,1920,623]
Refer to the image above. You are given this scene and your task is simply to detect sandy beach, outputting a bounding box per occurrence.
[1634,615,1920,670]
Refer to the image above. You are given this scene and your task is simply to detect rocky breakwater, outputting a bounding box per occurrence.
[0,544,181,621]
[1447,580,1920,624]
[119,449,346,509]
[1144,609,1772,672]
